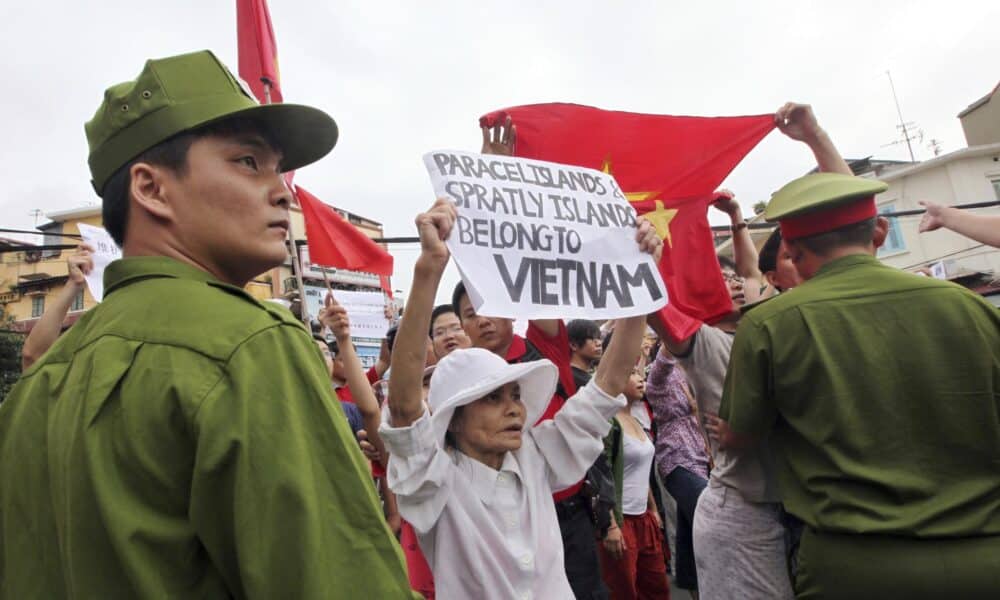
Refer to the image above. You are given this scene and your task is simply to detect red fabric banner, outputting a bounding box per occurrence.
[296,186,394,281]
[480,103,774,339]
[236,0,283,103]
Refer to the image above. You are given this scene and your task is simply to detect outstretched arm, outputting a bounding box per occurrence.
[22,245,93,370]
[712,189,763,284]
[319,293,388,466]
[775,102,851,176]
[594,219,662,396]
[919,201,1000,248]
[480,116,562,338]
[387,199,456,427]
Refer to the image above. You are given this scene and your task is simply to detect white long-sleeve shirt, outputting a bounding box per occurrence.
[380,380,625,600]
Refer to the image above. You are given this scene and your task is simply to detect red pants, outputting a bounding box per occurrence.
[598,510,671,600]
[400,520,434,599]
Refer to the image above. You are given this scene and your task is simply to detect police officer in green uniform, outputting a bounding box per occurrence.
[718,172,1000,599]
[0,50,417,598]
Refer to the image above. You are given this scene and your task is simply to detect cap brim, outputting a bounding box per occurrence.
[212,102,338,173]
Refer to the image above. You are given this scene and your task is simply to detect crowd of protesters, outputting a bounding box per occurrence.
[1,49,998,600]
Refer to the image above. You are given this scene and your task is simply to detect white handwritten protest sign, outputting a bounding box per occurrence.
[423,150,667,320]
[76,223,123,302]
[303,286,391,340]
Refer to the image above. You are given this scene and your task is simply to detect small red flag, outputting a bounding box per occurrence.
[480,103,774,339]
[379,275,394,299]
[296,185,394,281]
[236,0,283,103]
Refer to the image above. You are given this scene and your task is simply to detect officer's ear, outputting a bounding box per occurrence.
[130,161,178,224]
[872,216,890,249]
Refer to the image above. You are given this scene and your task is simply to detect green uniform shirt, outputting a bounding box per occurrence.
[720,254,1000,538]
[0,257,416,598]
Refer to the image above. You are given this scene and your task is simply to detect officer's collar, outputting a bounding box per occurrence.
[104,256,250,300]
[811,253,880,280]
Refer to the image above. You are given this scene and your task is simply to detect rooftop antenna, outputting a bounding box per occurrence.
[885,71,918,162]
[28,209,43,227]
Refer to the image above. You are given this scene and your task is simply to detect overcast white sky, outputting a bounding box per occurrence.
[2,1,997,303]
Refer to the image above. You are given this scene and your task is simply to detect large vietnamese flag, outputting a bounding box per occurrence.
[236,0,283,103]
[480,103,774,339]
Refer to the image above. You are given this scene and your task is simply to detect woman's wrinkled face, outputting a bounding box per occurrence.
[450,381,526,456]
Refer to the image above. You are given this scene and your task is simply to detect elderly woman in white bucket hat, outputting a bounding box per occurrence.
[380,199,661,599]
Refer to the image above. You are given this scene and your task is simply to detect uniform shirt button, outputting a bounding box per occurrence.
[521,554,532,566]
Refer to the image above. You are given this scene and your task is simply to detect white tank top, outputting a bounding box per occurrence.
[621,432,655,515]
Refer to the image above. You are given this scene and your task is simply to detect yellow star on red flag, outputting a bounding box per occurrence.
[602,157,677,246]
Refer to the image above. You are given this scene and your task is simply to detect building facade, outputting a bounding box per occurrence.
[1,201,391,338]
[0,207,103,332]
[870,143,1000,288]
[959,82,1000,147]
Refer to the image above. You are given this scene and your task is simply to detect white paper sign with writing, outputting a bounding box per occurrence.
[424,150,667,320]
[76,223,123,302]
[303,286,391,340]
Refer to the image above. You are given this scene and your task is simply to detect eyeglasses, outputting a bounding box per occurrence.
[432,323,464,339]
[722,272,744,283]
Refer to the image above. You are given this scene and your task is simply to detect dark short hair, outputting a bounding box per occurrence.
[385,324,399,353]
[796,218,877,257]
[451,281,468,318]
[567,319,601,349]
[308,319,324,337]
[313,334,330,351]
[717,255,737,272]
[758,229,782,273]
[602,329,613,351]
[100,117,279,247]
[430,304,456,337]
[313,334,337,357]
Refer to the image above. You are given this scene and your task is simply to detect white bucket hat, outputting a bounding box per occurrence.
[428,348,558,446]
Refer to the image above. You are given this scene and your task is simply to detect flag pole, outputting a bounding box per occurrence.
[263,77,310,325]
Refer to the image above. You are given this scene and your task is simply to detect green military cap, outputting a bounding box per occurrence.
[85,49,338,194]
[764,173,888,240]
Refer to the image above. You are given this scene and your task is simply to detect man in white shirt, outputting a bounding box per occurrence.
[380,199,660,599]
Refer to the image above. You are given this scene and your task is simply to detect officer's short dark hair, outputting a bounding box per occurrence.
[567,319,601,350]
[796,218,877,257]
[100,118,279,247]
[451,281,468,319]
[758,229,782,273]
[430,304,456,337]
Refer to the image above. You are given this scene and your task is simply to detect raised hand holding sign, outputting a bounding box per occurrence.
[424,150,667,320]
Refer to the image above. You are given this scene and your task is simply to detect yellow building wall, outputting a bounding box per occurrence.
[1,215,104,325]
[2,204,385,327]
